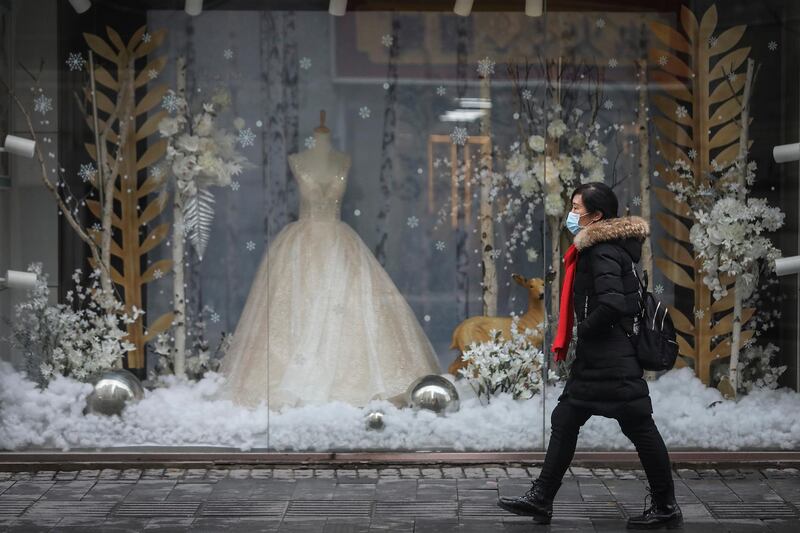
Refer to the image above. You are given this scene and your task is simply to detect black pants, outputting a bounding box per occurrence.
[538,400,675,497]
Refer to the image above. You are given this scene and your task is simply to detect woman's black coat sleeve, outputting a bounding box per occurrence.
[577,244,627,338]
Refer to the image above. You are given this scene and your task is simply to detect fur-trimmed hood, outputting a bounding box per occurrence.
[574,215,649,253]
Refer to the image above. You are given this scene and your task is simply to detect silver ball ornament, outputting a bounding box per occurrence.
[364,410,385,431]
[406,374,460,414]
[84,369,145,416]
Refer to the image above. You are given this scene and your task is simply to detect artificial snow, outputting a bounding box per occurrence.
[1,361,799,451]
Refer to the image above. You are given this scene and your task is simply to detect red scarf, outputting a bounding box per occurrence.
[551,244,578,362]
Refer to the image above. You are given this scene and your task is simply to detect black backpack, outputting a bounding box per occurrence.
[628,266,679,372]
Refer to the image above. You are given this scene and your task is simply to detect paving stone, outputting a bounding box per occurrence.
[591,468,616,479]
[505,467,530,479]
[457,478,497,491]
[229,469,251,479]
[332,483,376,500]
[207,469,229,480]
[377,468,399,477]
[420,468,442,479]
[356,469,378,478]
[32,471,56,481]
[526,466,542,479]
[82,482,135,501]
[0,482,54,499]
[577,479,615,501]
[484,467,508,479]
[398,468,421,478]
[120,469,143,481]
[11,472,32,481]
[441,467,465,479]
[678,468,701,480]
[273,469,294,479]
[463,468,486,479]
[697,468,721,479]
[141,468,165,479]
[99,469,122,480]
[292,479,337,500]
[40,480,96,500]
[723,479,784,502]
[416,481,458,501]
[374,479,417,501]
[683,479,740,502]
[314,470,335,479]
[167,483,214,501]
[54,471,79,481]
[612,468,637,480]
[0,481,14,496]
[124,480,178,501]
[251,469,273,479]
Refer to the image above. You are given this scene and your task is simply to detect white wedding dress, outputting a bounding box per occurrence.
[219,147,441,408]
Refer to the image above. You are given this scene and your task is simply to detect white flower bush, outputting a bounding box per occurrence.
[4,264,141,387]
[458,320,556,402]
[158,90,248,259]
[669,158,784,300]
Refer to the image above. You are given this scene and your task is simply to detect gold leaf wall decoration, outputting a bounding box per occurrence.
[83,26,174,369]
[649,5,754,384]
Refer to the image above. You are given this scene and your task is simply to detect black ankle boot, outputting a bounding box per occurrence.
[626,486,683,529]
[497,479,561,524]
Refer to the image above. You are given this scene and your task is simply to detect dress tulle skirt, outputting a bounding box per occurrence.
[218,219,441,407]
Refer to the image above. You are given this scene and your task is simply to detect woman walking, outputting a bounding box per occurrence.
[498,182,682,529]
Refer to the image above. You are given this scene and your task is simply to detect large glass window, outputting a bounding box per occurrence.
[0,0,798,453]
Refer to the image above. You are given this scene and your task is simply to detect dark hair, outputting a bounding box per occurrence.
[571,182,618,220]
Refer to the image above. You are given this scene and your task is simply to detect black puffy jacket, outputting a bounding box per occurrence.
[558,215,652,418]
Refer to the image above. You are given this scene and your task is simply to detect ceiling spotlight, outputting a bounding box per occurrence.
[68,0,91,14]
[1,135,36,158]
[329,0,347,16]
[454,0,474,17]
[525,0,543,17]
[185,0,203,16]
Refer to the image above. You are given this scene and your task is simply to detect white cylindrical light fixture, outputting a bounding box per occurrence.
[773,142,800,164]
[454,0,474,17]
[775,256,800,277]
[185,0,203,16]
[68,0,91,14]
[2,135,36,158]
[1,270,38,290]
[525,0,543,17]
[329,0,347,16]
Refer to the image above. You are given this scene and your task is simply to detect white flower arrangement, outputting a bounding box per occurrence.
[457,320,556,402]
[4,264,141,387]
[158,90,248,260]
[736,342,786,393]
[669,158,784,300]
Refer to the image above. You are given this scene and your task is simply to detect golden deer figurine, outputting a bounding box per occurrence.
[448,275,546,376]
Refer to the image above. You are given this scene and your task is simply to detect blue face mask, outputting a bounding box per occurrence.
[565,211,583,235]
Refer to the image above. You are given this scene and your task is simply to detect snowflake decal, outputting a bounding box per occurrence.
[407,216,420,229]
[230,181,240,192]
[688,148,698,160]
[237,128,256,148]
[142,32,152,43]
[603,98,614,110]
[210,312,220,323]
[526,248,538,262]
[708,35,718,48]
[299,57,312,70]
[694,308,705,319]
[150,165,163,178]
[477,57,496,78]
[78,163,97,183]
[632,195,642,207]
[450,126,468,146]
[596,18,606,28]
[245,240,256,251]
[65,52,86,71]
[304,136,316,149]
[147,68,159,80]
[33,93,53,115]
[436,85,446,96]
[161,92,180,113]
[490,249,502,260]
[654,284,664,295]
[153,269,163,280]
[768,40,778,51]
[727,72,737,83]
[658,55,668,67]
[675,105,688,119]
[358,106,371,119]
[522,89,532,100]
[223,48,234,60]
[435,241,446,251]
[381,34,394,48]
[608,58,618,68]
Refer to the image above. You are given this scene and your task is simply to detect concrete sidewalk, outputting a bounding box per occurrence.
[0,465,798,531]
